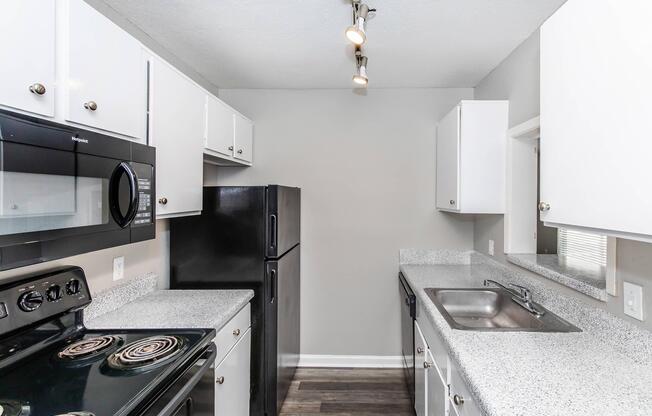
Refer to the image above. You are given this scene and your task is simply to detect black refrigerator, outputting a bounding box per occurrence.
[170,185,300,416]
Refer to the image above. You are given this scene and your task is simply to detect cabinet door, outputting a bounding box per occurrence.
[414,322,428,416]
[150,57,204,218]
[206,95,235,157]
[215,328,251,416]
[65,0,146,139]
[436,106,460,211]
[449,363,481,416]
[426,350,448,416]
[540,0,652,237]
[0,0,55,117]
[233,113,253,163]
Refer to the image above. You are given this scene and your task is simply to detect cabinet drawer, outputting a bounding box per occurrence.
[214,303,251,365]
[449,362,482,416]
[215,328,251,416]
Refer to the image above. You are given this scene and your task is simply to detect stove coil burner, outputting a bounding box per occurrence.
[107,336,184,371]
[58,336,121,361]
[0,400,30,416]
[54,413,95,416]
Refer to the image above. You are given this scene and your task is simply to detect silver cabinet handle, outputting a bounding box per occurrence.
[233,328,241,336]
[416,347,424,354]
[423,361,433,368]
[449,200,455,205]
[237,149,243,154]
[228,145,234,151]
[538,201,550,212]
[158,197,168,205]
[453,394,465,406]
[84,101,98,111]
[216,376,225,384]
[29,83,46,95]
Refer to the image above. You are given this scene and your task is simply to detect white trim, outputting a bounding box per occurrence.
[606,236,617,297]
[298,354,404,368]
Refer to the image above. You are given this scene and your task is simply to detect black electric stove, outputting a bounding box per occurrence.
[0,267,216,416]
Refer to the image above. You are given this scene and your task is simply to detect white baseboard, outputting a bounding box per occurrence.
[298,354,404,368]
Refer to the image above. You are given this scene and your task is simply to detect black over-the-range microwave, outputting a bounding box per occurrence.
[0,109,155,271]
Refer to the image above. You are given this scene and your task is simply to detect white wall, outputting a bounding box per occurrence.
[208,88,475,356]
[473,30,652,331]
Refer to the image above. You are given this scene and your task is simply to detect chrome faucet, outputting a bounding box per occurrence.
[483,279,545,317]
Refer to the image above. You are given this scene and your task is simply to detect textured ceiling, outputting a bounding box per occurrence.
[100,0,566,89]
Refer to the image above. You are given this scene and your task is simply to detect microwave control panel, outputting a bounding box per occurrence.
[132,163,154,227]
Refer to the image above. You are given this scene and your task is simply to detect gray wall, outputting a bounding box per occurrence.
[0,220,169,294]
[208,88,476,356]
[473,30,652,331]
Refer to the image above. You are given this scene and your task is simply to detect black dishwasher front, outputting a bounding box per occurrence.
[399,272,416,407]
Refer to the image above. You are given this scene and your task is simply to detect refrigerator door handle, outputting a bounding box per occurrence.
[269,214,278,250]
[270,268,277,304]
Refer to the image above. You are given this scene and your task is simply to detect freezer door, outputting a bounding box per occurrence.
[266,186,300,258]
[265,245,300,415]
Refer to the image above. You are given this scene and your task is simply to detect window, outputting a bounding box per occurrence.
[557,228,607,267]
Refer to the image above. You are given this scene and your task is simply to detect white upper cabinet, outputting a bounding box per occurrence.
[0,0,56,117]
[64,0,146,140]
[149,57,205,218]
[234,113,254,163]
[436,100,508,214]
[540,0,652,240]
[206,95,235,157]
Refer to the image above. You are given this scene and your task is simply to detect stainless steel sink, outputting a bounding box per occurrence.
[425,288,581,332]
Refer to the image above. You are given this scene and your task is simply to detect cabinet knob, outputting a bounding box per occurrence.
[423,361,433,368]
[538,201,550,212]
[29,83,46,95]
[216,376,225,385]
[449,200,456,205]
[84,101,98,111]
[228,145,234,151]
[237,149,243,154]
[158,197,168,205]
[453,394,465,406]
[416,347,424,354]
[233,328,241,336]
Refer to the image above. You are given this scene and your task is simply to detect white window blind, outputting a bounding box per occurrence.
[557,228,607,267]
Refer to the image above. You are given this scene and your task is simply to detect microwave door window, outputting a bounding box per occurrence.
[0,171,109,235]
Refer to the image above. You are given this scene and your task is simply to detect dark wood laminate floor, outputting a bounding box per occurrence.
[279,368,415,416]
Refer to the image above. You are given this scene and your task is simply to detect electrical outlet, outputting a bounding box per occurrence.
[113,256,125,281]
[623,281,644,321]
[488,240,495,256]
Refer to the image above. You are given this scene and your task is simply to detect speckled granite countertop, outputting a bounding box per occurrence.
[85,277,253,333]
[400,250,652,416]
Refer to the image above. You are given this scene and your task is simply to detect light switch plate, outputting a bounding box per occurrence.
[488,240,495,256]
[623,281,644,321]
[113,256,125,281]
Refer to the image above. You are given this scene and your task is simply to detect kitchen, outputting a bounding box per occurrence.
[0,0,650,416]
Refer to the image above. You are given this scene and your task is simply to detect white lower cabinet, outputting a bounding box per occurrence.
[417,317,482,416]
[214,328,251,416]
[414,321,428,416]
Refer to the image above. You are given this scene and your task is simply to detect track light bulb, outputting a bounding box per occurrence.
[345,4,369,46]
[353,55,368,86]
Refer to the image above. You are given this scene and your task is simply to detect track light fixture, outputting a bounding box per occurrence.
[346,1,375,87]
[345,2,370,46]
[353,48,369,87]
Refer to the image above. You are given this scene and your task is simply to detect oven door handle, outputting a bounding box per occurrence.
[109,161,139,228]
[156,344,217,416]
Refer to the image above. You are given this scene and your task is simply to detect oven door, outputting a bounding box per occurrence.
[0,110,152,270]
[139,344,216,416]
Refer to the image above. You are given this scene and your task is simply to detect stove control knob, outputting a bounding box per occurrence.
[46,285,62,302]
[18,290,44,312]
[66,279,82,295]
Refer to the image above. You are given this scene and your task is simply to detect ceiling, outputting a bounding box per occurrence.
[100,0,566,89]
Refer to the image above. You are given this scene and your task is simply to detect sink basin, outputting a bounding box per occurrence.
[425,288,581,332]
